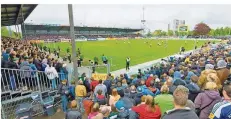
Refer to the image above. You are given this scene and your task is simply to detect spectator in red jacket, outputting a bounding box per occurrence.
[132,95,161,119]
[146,74,155,87]
[90,77,99,92]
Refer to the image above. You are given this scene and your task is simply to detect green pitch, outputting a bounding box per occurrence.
[43,39,210,72]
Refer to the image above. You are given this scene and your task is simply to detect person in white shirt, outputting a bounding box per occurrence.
[126,57,130,71]
[45,63,59,90]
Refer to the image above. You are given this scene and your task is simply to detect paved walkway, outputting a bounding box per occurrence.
[111,49,196,76]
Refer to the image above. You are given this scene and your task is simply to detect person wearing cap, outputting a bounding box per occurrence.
[216,59,229,85]
[65,100,82,119]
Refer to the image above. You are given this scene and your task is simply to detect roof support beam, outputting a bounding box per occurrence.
[15,4,23,25]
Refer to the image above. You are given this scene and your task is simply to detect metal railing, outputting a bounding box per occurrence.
[1,68,66,119]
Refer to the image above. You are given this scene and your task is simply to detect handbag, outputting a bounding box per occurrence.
[195,99,214,116]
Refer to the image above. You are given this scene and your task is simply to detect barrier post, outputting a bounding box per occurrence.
[36,72,43,101]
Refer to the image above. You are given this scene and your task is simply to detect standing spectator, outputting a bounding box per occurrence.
[194,82,221,119]
[2,48,11,61]
[186,75,200,102]
[165,77,177,94]
[103,74,112,97]
[65,100,82,119]
[216,60,229,85]
[90,77,99,92]
[94,80,107,98]
[155,85,174,116]
[209,81,231,119]
[58,80,69,113]
[132,95,162,119]
[75,80,87,113]
[45,63,59,90]
[69,80,76,101]
[162,85,199,119]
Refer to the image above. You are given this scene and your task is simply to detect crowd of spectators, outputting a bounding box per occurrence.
[58,40,231,119]
[1,37,68,91]
[26,34,71,40]
[2,36,231,119]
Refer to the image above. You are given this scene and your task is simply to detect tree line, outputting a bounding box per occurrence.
[149,23,231,37]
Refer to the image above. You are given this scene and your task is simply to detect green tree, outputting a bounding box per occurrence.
[146,29,153,37]
[1,27,9,37]
[167,30,174,36]
[153,30,162,36]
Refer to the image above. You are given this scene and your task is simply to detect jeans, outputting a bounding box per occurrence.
[61,95,68,112]
[51,79,57,89]
[76,97,84,113]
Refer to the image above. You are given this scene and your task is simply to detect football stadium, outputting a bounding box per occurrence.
[1,4,231,119]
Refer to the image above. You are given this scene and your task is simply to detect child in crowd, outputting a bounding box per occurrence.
[97,89,105,99]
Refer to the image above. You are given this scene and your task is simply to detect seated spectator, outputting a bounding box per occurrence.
[108,105,119,119]
[209,81,231,119]
[109,88,121,106]
[194,82,222,119]
[121,79,128,88]
[129,85,137,99]
[96,89,105,99]
[187,75,201,102]
[216,60,229,85]
[165,77,176,94]
[132,95,162,119]
[94,79,107,98]
[146,74,154,87]
[155,85,174,116]
[88,103,102,119]
[173,71,186,86]
[65,100,82,119]
[198,69,221,90]
[162,85,198,119]
[134,87,144,105]
[116,89,135,110]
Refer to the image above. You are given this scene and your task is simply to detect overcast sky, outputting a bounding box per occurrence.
[12,4,231,32]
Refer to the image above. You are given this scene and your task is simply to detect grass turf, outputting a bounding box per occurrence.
[42,39,210,72]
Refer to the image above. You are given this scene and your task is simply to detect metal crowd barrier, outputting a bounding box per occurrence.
[1,68,67,119]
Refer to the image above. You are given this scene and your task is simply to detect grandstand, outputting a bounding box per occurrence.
[23,24,142,40]
[2,4,231,119]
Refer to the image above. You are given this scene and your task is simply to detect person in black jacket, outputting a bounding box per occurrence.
[58,80,69,113]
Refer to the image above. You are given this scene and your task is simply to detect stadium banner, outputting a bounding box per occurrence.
[91,73,115,80]
[178,25,189,32]
[87,38,98,41]
[97,38,106,41]
[106,38,116,40]
[75,39,87,41]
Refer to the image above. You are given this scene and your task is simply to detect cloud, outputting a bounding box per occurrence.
[13,4,231,31]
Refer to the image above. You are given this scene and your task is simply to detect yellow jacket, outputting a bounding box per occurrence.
[75,85,87,97]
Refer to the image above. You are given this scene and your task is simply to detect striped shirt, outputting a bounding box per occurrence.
[209,100,231,119]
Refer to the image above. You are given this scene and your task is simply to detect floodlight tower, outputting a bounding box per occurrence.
[141,6,146,37]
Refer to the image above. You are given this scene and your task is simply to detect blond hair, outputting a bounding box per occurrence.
[161,85,169,93]
[92,103,100,112]
[204,82,218,90]
[145,95,156,112]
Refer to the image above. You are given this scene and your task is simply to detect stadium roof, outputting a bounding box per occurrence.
[1,4,37,26]
[24,24,142,32]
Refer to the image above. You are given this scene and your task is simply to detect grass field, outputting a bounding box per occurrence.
[43,39,211,72]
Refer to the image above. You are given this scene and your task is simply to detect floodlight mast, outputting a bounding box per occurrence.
[68,4,78,82]
[141,6,146,37]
